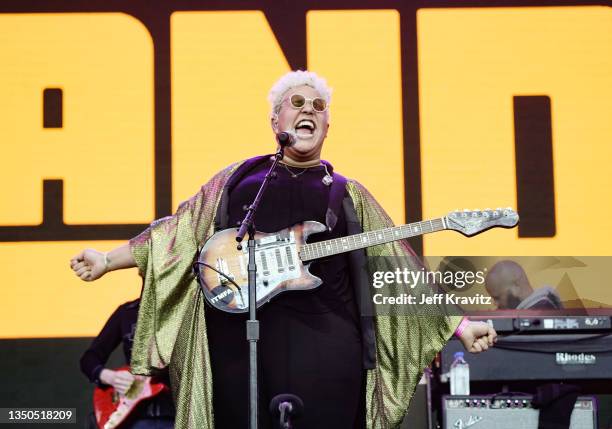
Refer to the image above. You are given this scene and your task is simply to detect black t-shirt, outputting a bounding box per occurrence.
[205,160,364,427]
[80,299,139,384]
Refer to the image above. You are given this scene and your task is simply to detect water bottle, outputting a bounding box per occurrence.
[449,351,470,395]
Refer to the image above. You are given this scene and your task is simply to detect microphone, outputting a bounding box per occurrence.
[269,394,304,429]
[276,130,297,147]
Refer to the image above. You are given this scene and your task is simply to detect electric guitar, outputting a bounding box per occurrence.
[194,208,519,313]
[93,366,167,429]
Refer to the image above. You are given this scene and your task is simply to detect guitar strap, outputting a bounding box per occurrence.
[321,159,347,232]
[342,196,377,369]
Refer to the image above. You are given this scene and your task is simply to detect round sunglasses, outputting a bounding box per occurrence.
[285,93,328,112]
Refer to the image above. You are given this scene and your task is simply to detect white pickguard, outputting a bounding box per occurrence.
[212,231,302,310]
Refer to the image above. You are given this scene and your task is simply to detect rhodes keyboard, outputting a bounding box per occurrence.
[476,316,611,334]
[440,317,612,381]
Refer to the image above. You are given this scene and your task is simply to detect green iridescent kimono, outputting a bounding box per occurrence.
[129,159,462,428]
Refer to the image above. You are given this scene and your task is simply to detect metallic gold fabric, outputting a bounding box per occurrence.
[346,181,462,428]
[129,163,240,429]
[129,160,461,429]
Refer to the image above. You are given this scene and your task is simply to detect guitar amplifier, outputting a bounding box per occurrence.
[442,395,597,429]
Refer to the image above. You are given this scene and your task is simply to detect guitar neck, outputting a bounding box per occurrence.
[299,217,446,261]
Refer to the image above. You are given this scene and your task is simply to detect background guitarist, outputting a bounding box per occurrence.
[80,298,175,428]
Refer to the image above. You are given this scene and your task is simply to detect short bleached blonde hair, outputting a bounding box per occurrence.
[268,70,332,117]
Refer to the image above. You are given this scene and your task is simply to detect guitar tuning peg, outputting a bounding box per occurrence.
[463,209,470,212]
[485,208,492,211]
[495,207,502,211]
[506,206,513,210]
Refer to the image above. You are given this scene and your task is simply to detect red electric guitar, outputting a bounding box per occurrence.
[93,366,167,429]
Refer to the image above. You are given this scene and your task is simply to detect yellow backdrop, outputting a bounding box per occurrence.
[0,7,610,338]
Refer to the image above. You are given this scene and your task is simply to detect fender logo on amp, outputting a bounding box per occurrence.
[453,415,483,429]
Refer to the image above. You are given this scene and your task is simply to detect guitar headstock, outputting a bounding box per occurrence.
[445,208,519,237]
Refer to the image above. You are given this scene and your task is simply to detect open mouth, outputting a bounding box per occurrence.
[294,119,316,138]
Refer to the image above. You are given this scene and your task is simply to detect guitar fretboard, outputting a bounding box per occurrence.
[299,218,446,261]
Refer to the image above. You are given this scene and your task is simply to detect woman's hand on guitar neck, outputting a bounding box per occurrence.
[100,369,136,396]
[70,244,136,282]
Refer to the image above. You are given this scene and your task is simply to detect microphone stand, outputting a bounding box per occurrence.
[235,146,285,429]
